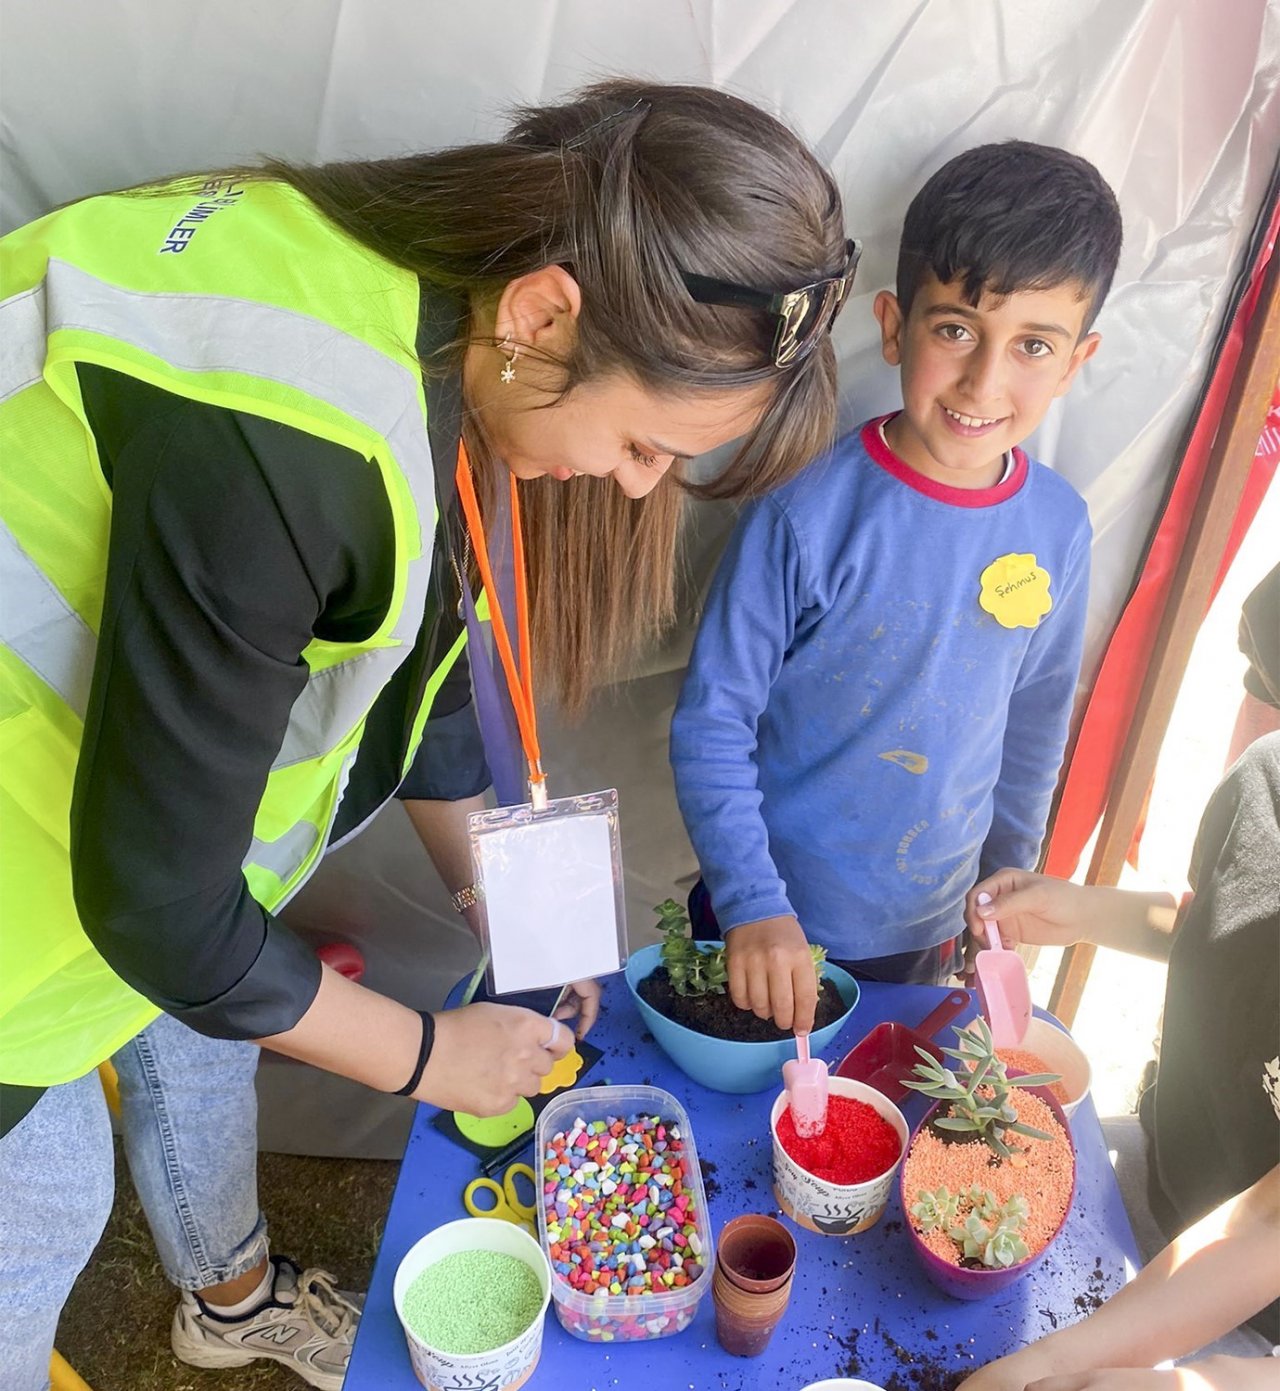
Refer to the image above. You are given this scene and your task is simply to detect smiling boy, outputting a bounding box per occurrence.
[670,142,1123,1032]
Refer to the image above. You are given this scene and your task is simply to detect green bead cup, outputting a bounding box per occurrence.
[393,1218,552,1391]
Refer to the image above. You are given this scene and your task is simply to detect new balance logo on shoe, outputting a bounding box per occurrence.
[253,1323,301,1346]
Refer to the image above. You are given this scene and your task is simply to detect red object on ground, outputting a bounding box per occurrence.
[776,1095,901,1185]
[316,941,365,982]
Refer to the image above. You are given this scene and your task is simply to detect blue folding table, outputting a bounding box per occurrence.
[346,978,1139,1391]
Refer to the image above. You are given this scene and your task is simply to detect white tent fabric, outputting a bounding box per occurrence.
[4,0,1277,1154]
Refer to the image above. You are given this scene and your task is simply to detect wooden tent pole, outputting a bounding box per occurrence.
[1049,241,1280,1026]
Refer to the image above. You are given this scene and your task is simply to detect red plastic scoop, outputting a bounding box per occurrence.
[973,892,1032,1048]
[834,989,970,1102]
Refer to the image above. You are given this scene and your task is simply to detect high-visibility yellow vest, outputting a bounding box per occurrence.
[0,175,463,1085]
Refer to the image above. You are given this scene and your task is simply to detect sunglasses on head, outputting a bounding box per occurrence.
[680,239,862,368]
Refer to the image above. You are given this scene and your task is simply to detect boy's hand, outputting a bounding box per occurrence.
[418,1002,571,1115]
[724,915,819,1034]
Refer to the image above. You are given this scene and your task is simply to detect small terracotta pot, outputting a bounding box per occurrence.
[711,1263,793,1357]
[716,1214,797,1293]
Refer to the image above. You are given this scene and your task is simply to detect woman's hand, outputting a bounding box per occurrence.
[724,915,819,1034]
[553,979,602,1038]
[417,1002,571,1115]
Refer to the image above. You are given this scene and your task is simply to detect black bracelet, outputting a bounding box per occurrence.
[393,1011,436,1096]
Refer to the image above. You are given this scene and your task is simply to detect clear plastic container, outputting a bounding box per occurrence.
[534,1084,715,1342]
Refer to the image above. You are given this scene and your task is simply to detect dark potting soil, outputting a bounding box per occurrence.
[837,1320,975,1391]
[880,1321,973,1391]
[885,1371,969,1391]
[637,966,846,1042]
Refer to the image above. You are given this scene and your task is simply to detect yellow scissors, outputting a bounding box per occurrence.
[462,1163,537,1232]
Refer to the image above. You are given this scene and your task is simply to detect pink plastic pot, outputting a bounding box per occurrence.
[899,1085,1076,1300]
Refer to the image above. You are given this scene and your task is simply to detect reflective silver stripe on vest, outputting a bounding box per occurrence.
[1,258,435,770]
[0,283,47,403]
[244,749,355,903]
[244,821,320,885]
[0,518,95,717]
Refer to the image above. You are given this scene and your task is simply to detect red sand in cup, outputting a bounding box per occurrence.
[777,1096,901,1184]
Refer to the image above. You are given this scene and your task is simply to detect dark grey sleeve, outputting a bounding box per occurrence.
[397,649,491,802]
[1239,562,1280,709]
[71,366,393,1039]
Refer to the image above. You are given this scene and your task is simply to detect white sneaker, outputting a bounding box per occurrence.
[171,1255,361,1390]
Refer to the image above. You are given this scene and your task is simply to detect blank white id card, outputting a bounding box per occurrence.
[467,789,628,995]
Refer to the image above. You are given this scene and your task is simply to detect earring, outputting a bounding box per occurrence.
[499,337,517,385]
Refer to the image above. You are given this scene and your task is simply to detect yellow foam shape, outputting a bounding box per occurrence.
[539,1047,583,1095]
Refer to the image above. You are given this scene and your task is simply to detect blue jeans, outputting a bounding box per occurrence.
[0,1013,268,1391]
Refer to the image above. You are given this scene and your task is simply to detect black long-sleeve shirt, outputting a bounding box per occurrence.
[67,349,486,1042]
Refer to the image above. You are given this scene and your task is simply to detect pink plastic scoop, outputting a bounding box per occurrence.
[974,891,1032,1047]
[782,1032,829,1137]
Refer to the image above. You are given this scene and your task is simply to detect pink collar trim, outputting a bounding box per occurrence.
[862,414,1028,509]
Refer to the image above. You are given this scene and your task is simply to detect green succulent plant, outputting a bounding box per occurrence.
[903,1016,1061,1160]
[914,1183,1033,1269]
[654,898,826,999]
[909,1186,960,1232]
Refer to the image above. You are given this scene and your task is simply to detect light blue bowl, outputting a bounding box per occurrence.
[624,942,860,1094]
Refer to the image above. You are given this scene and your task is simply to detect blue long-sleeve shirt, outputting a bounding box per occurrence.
[671,417,1091,960]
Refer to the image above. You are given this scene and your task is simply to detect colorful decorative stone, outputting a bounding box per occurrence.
[540,1111,706,1340]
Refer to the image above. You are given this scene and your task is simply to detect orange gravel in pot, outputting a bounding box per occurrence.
[997,1049,1070,1105]
[902,1087,1074,1266]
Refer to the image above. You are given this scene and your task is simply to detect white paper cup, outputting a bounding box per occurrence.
[770,1078,909,1236]
[1013,1016,1092,1120]
[799,1380,888,1390]
[393,1218,552,1391]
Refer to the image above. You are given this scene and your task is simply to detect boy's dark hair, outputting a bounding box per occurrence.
[896,141,1122,330]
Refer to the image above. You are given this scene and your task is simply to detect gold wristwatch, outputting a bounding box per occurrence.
[450,883,482,913]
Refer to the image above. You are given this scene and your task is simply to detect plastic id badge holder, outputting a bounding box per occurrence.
[467,789,628,996]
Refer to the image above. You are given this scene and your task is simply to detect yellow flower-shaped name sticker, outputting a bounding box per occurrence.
[978,553,1053,630]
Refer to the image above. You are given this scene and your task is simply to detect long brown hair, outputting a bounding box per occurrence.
[255,80,846,710]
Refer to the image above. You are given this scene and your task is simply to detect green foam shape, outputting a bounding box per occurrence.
[454,1096,535,1148]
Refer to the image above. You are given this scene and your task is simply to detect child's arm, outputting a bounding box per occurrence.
[980,526,1091,880]
[964,868,1179,962]
[670,498,820,1032]
[957,1163,1280,1389]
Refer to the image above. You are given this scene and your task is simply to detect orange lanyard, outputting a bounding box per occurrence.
[454,442,548,807]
